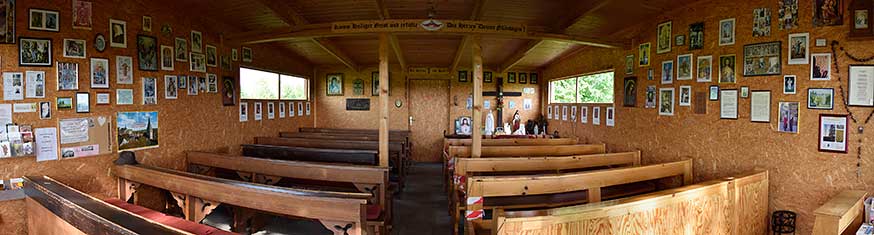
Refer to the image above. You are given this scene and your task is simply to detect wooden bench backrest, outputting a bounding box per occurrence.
[493,171,769,235]
[242,144,378,165]
[280,132,407,142]
[454,151,641,176]
[257,136,404,152]
[448,144,606,158]
[300,127,411,136]
[445,138,577,147]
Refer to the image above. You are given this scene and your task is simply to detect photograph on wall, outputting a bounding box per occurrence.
[189,53,206,72]
[142,16,152,32]
[198,77,206,92]
[856,10,869,29]
[160,45,174,71]
[623,77,637,107]
[788,33,809,64]
[109,19,126,48]
[592,107,601,125]
[254,102,262,120]
[580,106,588,123]
[222,76,236,106]
[458,70,467,82]
[750,90,771,122]
[819,114,848,153]
[29,9,59,32]
[661,60,673,84]
[625,55,634,75]
[645,85,656,109]
[778,102,800,133]
[484,71,493,83]
[232,48,238,61]
[288,101,294,117]
[190,30,202,53]
[25,71,45,98]
[455,116,472,135]
[659,88,674,116]
[116,89,133,105]
[676,54,692,80]
[688,22,704,50]
[239,103,248,122]
[117,111,159,151]
[116,56,133,84]
[178,75,187,89]
[142,77,157,105]
[561,106,568,121]
[547,106,552,119]
[206,45,217,67]
[530,73,538,84]
[352,79,364,96]
[697,55,712,82]
[743,41,781,76]
[57,62,79,90]
[741,86,750,98]
[242,47,253,62]
[175,37,188,62]
[371,72,390,96]
[719,54,736,83]
[519,73,527,84]
[675,35,684,46]
[813,0,842,27]
[72,0,92,30]
[3,72,23,101]
[164,75,177,99]
[523,99,532,110]
[57,97,72,109]
[75,92,89,113]
[783,75,797,94]
[753,8,771,37]
[719,18,735,46]
[326,73,344,96]
[187,76,198,95]
[638,43,650,67]
[279,102,285,118]
[811,53,831,80]
[39,101,50,120]
[606,107,615,126]
[298,102,303,116]
[656,21,671,54]
[267,102,275,119]
[207,74,217,93]
[63,39,86,59]
[96,93,109,104]
[94,34,105,52]
[137,35,158,71]
[90,58,109,88]
[778,0,799,30]
[710,85,720,100]
[19,38,52,66]
[808,88,834,110]
[679,85,692,106]
[507,72,516,83]
[570,106,577,122]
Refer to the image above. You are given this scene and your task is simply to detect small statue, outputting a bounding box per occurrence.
[511,110,522,133]
[484,111,495,136]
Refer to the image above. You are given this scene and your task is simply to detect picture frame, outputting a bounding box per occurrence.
[221,76,236,106]
[808,88,835,110]
[561,106,568,121]
[267,102,275,119]
[530,73,538,84]
[811,53,831,81]
[207,74,218,93]
[593,106,601,125]
[0,0,13,44]
[116,111,159,151]
[142,16,152,32]
[849,65,874,107]
[187,76,198,95]
[580,106,588,123]
[89,57,109,88]
[752,8,772,37]
[75,92,89,113]
[813,0,843,27]
[750,90,771,123]
[638,43,650,67]
[94,34,106,52]
[164,75,178,99]
[547,106,553,119]
[658,88,675,116]
[783,75,797,94]
[718,54,736,84]
[25,71,46,98]
[850,0,872,38]
[190,30,203,53]
[142,77,157,105]
[137,35,158,71]
[719,18,736,46]
[779,0,799,30]
[63,39,86,59]
[57,62,79,90]
[326,73,344,96]
[109,19,127,48]
[606,107,615,127]
[696,55,712,82]
[28,9,59,32]
[507,72,516,83]
[623,77,637,107]
[741,86,749,98]
[709,85,719,101]
[674,35,685,46]
[484,71,493,83]
[39,101,51,119]
[239,103,248,122]
[819,114,849,153]
[96,93,110,104]
[72,0,92,30]
[645,85,656,108]
[742,41,782,77]
[57,97,72,109]
[778,102,800,133]
[116,56,133,84]
[458,70,468,82]
[242,47,253,62]
[570,105,577,122]
[648,68,654,80]
[178,75,187,89]
[676,54,693,80]
[625,55,634,75]
[679,85,692,106]
[189,53,206,72]
[656,21,672,54]
[116,89,133,105]
[232,48,238,61]
[19,37,52,67]
[788,33,809,65]
[688,22,704,50]
[519,73,527,84]
[160,45,174,71]
[720,89,738,119]
[661,60,673,84]
[206,45,217,67]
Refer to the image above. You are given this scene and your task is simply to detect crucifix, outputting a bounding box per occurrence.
[482,77,521,128]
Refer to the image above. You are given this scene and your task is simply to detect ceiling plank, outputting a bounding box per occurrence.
[470,0,486,20]
[450,36,471,73]
[554,0,615,33]
[375,0,390,20]
[312,38,360,71]
[389,35,406,71]
[500,39,545,73]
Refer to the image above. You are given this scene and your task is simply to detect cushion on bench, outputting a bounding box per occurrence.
[104,198,237,235]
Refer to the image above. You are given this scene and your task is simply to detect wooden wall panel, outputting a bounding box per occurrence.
[542,0,863,233]
[315,66,410,130]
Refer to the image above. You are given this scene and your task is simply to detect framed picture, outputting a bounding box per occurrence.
[3,72,23,101]
[57,62,79,90]
[570,106,577,121]
[507,72,516,83]
[778,102,800,133]
[547,106,553,119]
[116,111,159,151]
[455,116,472,135]
[625,55,634,75]
[808,88,835,110]
[675,35,685,46]
[222,76,236,106]
[530,73,538,84]
[752,8,772,37]
[581,106,588,123]
[206,45,217,67]
[676,54,693,80]
[232,48,238,61]
[116,56,133,84]
[679,85,692,106]
[779,0,799,29]
[813,0,843,27]
[279,102,286,118]
[326,73,344,96]
[658,88,675,116]
[187,76,198,95]
[788,33,809,65]
[72,0,91,30]
[164,75,177,99]
[19,38,52,67]
[819,114,849,153]
[719,18,736,46]
[142,16,152,32]
[96,93,110,104]
[648,68,654,80]
[39,101,51,119]
[57,97,72,109]
[160,45,174,71]
[561,106,568,121]
[142,77,157,105]
[484,71,493,83]
[697,55,712,82]
[741,86,750,98]
[623,77,637,107]
[656,21,672,54]
[519,73,528,84]
[720,89,738,119]
[709,85,719,101]
[750,90,771,122]
[137,35,158,71]
[207,74,218,93]
[240,103,249,122]
[811,53,831,80]
[75,92,89,113]
[458,70,468,82]
[178,75,188,89]
[28,9,59,32]
[189,53,206,72]
[94,34,106,52]
[63,39,86,58]
[116,89,133,105]
[645,85,656,108]
[242,47,253,62]
[25,71,46,98]
[593,107,601,125]
[190,30,203,53]
[783,75,797,94]
[606,107,615,126]
[743,41,782,76]
[267,102,275,119]
[718,54,736,83]
[89,58,109,88]
[638,43,650,67]
[661,60,673,84]
[849,65,874,106]
[853,8,871,35]
[109,19,127,48]
[688,22,704,50]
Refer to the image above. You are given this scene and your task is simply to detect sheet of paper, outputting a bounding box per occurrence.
[59,118,90,144]
[12,103,36,113]
[850,66,874,106]
[2,73,23,101]
[720,90,739,119]
[25,71,46,98]
[750,91,771,122]
[35,127,58,162]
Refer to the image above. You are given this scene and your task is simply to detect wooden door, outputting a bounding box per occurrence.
[409,79,449,162]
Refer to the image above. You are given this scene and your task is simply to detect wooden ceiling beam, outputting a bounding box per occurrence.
[499,39,545,73]
[470,0,486,20]
[375,0,390,20]
[554,0,615,33]
[389,35,406,71]
[450,36,471,73]
[312,38,359,71]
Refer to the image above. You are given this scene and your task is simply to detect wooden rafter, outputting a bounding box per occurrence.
[499,39,545,73]
[375,0,390,20]
[554,0,615,33]
[450,36,470,73]
[312,38,359,71]
[389,35,406,71]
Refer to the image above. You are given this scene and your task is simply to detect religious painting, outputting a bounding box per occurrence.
[207,74,217,93]
[455,116,472,135]
[458,70,468,82]
[326,73,344,96]
[178,75,187,88]
[697,55,713,82]
[72,0,91,30]
[606,107,615,127]
[190,30,202,53]
[639,43,650,67]
[116,56,133,84]
[811,53,831,80]
[580,106,588,123]
[570,106,577,122]
[242,47,253,62]
[679,85,692,106]
[222,76,235,106]
[232,48,238,61]
[675,35,685,46]
[593,107,601,125]
[117,111,159,151]
[783,75,797,94]
[94,34,105,52]
[29,9,59,32]
[190,53,206,72]
[661,60,673,84]
[788,33,809,64]
[254,102,262,120]
[484,71,493,83]
[645,85,656,109]
[677,54,693,80]
[90,58,109,88]
[689,22,704,50]
[657,21,672,54]
[625,55,634,75]
[267,102,275,119]
[239,103,248,122]
[819,114,848,153]
[659,87,674,116]
[743,41,782,76]
[719,54,736,84]
[779,0,799,30]
[19,37,52,67]
[753,8,772,37]
[164,75,177,99]
[142,16,152,32]
[137,35,158,71]
[778,102,799,133]
[623,77,637,107]
[278,102,286,118]
[220,55,231,71]
[530,73,538,84]
[710,85,719,100]
[63,39,86,58]
[352,79,364,96]
[57,62,79,90]
[813,0,842,27]
[519,73,527,84]
[187,76,197,95]
[561,106,568,121]
[25,71,45,98]
[507,72,516,83]
[648,68,654,80]
[75,92,89,113]
[855,10,869,29]
[547,105,553,119]
[160,45,174,71]
[116,89,133,105]
[808,88,834,110]
[719,18,735,46]
[142,77,157,105]
[741,86,749,98]
[109,19,126,48]
[206,45,217,67]
[174,37,188,62]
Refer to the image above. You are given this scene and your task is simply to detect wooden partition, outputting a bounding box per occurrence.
[813,190,868,235]
[491,171,769,235]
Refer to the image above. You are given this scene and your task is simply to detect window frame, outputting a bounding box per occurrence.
[548,69,615,105]
[239,66,310,101]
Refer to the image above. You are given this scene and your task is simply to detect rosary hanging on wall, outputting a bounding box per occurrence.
[830,41,874,178]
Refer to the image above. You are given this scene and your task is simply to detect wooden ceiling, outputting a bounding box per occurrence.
[181,0,703,72]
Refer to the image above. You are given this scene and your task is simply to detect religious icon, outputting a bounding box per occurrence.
[326,73,344,96]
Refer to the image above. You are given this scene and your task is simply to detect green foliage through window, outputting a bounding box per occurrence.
[240,67,308,100]
[549,71,614,103]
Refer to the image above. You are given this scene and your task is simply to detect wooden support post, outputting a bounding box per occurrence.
[587,187,601,203]
[378,33,390,167]
[471,36,483,158]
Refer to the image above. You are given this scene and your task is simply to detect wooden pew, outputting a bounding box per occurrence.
[446,144,606,158]
[114,161,373,235]
[185,151,391,233]
[22,176,195,235]
[489,171,769,235]
[282,131,409,142]
[299,127,411,137]
[442,138,578,153]
[463,159,693,234]
[242,144,378,165]
[813,190,868,235]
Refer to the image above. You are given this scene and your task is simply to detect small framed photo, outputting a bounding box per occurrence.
[718,54,736,83]
[819,114,849,153]
[778,102,800,133]
[94,34,106,52]
[656,21,672,54]
[638,43,651,67]
[279,102,286,118]
[75,92,90,113]
[90,58,110,88]
[743,41,782,76]
[164,75,178,99]
[788,33,810,65]
[741,86,750,98]
[28,9,60,32]
[811,53,831,80]
[808,88,835,110]
[580,106,588,123]
[19,38,52,67]
[720,89,739,119]
[57,97,73,109]
[719,18,736,46]
[326,73,344,96]
[267,102,275,119]
[625,55,634,75]
[63,39,86,59]
[783,75,797,94]
[191,30,203,53]
[96,93,110,104]
[661,60,673,84]
[39,101,51,120]
[109,19,127,48]
[658,87,675,116]
[675,35,685,46]
[242,47,253,62]
[507,72,516,83]
[137,35,158,71]
[679,85,692,106]
[175,37,188,62]
[116,89,133,105]
[458,70,468,82]
[206,45,217,67]
[232,48,238,61]
[57,62,79,90]
[530,73,538,84]
[849,65,874,107]
[160,45,174,71]
[696,55,712,82]
[547,106,553,119]
[519,73,528,84]
[142,77,157,105]
[676,54,693,80]
[709,85,719,101]
[116,56,133,84]
[623,77,637,107]
[750,90,771,123]
[142,16,152,32]
[484,72,493,83]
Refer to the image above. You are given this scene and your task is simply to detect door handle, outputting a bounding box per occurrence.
[409,116,415,125]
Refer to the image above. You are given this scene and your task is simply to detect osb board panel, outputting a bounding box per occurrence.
[315,66,410,130]
[410,79,450,162]
[0,200,25,235]
[0,0,314,231]
[542,0,866,233]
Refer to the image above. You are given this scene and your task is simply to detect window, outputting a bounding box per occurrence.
[240,67,308,100]
[549,71,614,103]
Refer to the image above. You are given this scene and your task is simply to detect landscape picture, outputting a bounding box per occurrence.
[117,111,159,151]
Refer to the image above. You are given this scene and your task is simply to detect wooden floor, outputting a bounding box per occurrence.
[392,163,451,235]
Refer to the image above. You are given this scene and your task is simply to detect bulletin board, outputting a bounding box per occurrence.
[58,116,113,159]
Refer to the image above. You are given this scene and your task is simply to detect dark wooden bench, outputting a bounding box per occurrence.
[241,144,378,165]
[299,127,411,136]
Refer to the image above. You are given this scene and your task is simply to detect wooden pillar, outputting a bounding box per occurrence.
[378,33,390,167]
[471,36,483,158]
